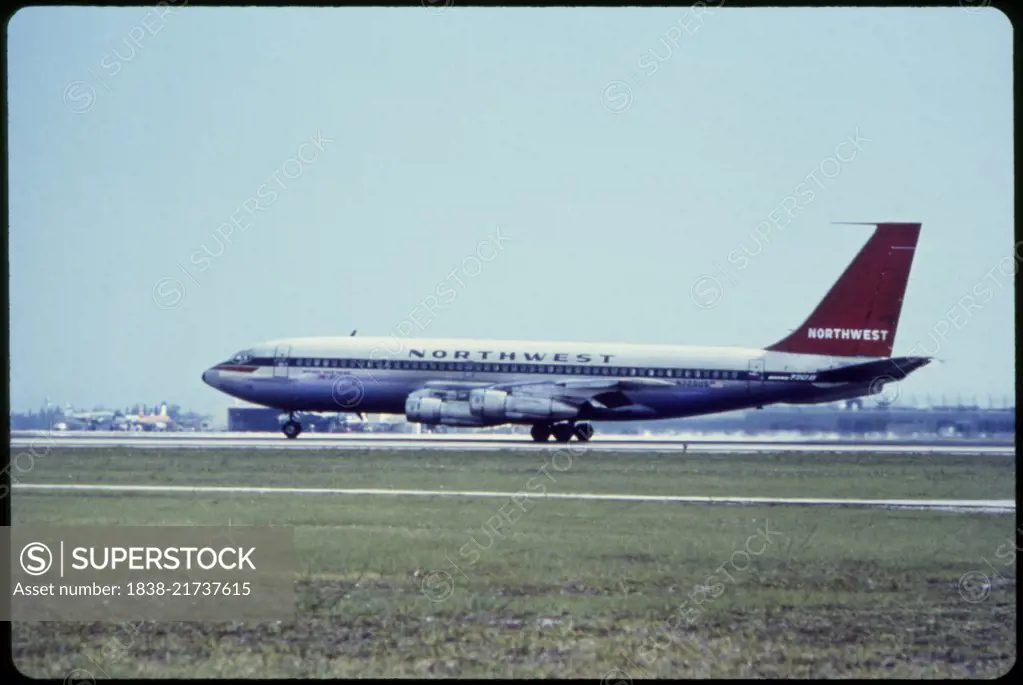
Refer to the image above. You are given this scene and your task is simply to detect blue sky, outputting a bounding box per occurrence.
[7,5,1014,419]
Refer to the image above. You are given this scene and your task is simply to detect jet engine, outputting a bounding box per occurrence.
[468,388,578,422]
[405,389,485,426]
[404,388,579,426]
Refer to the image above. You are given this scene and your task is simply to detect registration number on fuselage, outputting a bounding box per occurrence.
[789,373,818,381]
[678,379,715,388]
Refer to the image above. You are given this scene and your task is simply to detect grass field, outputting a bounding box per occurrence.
[10,446,1017,678]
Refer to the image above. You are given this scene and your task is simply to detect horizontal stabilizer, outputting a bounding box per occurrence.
[814,356,932,384]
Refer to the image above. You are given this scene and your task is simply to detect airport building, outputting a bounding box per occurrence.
[620,401,1016,438]
[225,401,400,433]
[222,400,1015,437]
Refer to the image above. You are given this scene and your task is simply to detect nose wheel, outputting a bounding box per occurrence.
[280,412,302,439]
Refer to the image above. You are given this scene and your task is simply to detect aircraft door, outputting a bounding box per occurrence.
[273,345,291,378]
[747,359,765,391]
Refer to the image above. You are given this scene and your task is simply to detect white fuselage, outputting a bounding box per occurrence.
[202,336,890,424]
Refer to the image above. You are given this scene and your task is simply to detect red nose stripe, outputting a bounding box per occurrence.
[215,365,258,372]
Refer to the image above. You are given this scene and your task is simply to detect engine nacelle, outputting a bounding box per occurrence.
[405,390,485,426]
[468,388,579,422]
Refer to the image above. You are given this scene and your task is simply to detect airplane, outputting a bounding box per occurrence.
[122,404,173,431]
[54,405,127,431]
[202,222,932,441]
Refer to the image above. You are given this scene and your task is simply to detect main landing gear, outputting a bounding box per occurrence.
[281,412,302,439]
[530,421,593,442]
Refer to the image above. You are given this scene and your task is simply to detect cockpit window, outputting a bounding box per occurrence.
[231,350,254,364]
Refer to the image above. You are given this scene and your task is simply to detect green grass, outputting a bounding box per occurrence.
[8,445,1016,499]
[10,447,1017,678]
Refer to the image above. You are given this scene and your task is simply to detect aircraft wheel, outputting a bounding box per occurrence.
[282,421,302,439]
[552,423,574,442]
[530,424,551,442]
[574,422,594,442]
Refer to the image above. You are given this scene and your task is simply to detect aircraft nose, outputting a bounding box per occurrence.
[202,368,219,386]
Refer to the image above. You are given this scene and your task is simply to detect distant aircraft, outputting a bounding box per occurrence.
[203,222,931,441]
[121,404,174,431]
[54,405,126,431]
[333,412,365,432]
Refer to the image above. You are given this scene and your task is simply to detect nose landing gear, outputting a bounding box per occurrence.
[280,412,302,439]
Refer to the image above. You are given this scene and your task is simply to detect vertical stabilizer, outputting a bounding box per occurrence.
[766,222,921,357]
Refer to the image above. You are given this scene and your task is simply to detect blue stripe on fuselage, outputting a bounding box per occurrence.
[212,369,832,420]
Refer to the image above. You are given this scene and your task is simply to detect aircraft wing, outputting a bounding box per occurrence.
[421,377,675,410]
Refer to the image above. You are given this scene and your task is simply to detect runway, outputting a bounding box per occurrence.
[8,430,1016,455]
[12,482,1013,513]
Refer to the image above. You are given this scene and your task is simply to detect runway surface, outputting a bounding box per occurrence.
[13,482,1013,513]
[8,431,1016,455]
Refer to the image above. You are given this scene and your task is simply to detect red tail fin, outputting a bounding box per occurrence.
[766,222,922,358]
